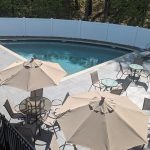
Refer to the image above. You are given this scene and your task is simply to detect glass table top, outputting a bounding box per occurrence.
[101,78,118,87]
[129,64,143,70]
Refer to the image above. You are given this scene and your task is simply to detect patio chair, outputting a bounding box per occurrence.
[50,92,69,114]
[50,134,77,150]
[42,112,60,138]
[15,121,40,144]
[142,54,150,61]
[142,98,150,111]
[88,71,103,91]
[3,99,26,122]
[128,145,145,150]
[132,56,144,65]
[116,62,130,79]
[139,70,150,87]
[30,88,43,101]
[60,142,77,150]
[110,89,123,95]
[42,93,69,138]
[115,76,132,95]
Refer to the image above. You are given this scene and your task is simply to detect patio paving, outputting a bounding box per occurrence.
[0,44,150,150]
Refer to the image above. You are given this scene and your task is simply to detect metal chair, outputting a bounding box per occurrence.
[132,56,144,65]
[142,98,150,111]
[140,70,150,87]
[116,62,130,79]
[15,122,40,144]
[110,89,123,95]
[42,93,70,138]
[3,99,26,121]
[88,71,103,91]
[30,88,43,101]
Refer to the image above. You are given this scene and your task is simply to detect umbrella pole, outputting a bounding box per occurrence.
[73,144,77,150]
[35,97,37,124]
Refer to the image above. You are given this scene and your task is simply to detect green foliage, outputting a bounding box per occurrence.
[109,0,149,27]
[0,0,149,28]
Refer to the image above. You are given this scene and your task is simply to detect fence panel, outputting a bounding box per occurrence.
[0,114,35,150]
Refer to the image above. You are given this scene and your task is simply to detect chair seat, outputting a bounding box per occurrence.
[43,117,56,126]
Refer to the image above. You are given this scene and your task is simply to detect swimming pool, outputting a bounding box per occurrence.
[3,41,130,74]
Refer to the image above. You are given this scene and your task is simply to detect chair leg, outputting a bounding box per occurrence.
[88,85,92,92]
[125,91,127,96]
[140,144,145,150]
[62,142,67,150]
[120,73,123,79]
[116,71,120,78]
[73,144,77,150]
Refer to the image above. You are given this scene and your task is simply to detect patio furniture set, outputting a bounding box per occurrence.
[89,55,150,96]
[0,58,67,146]
[0,55,150,150]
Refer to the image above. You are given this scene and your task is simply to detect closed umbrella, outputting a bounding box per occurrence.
[56,91,148,150]
[0,58,67,91]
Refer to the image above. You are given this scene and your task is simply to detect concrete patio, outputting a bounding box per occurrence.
[0,44,150,150]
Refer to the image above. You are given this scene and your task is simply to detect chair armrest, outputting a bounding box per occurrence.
[51,99,62,106]
[14,104,20,112]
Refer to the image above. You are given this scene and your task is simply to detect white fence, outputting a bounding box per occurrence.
[0,18,150,49]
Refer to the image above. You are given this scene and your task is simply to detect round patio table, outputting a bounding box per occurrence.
[101,78,118,91]
[129,64,143,71]
[129,64,143,81]
[19,97,52,123]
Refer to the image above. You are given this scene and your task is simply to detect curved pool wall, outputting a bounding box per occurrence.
[2,40,131,74]
[0,18,150,50]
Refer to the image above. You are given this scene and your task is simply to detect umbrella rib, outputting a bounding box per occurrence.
[115,110,147,143]
[44,62,66,72]
[27,69,30,91]
[0,68,23,85]
[61,106,92,143]
[39,67,58,85]
[104,113,111,150]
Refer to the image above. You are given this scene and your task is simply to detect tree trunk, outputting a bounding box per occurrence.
[103,0,110,21]
[84,0,92,20]
[74,0,79,10]
[11,0,14,17]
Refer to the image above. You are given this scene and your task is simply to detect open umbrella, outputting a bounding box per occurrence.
[0,58,67,123]
[56,91,148,150]
[0,58,67,91]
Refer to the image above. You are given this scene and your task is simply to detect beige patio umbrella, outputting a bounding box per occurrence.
[0,58,67,91]
[56,91,148,150]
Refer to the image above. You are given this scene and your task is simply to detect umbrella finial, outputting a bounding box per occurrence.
[89,96,114,114]
[30,58,34,63]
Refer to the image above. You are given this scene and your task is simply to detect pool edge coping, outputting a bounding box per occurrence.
[0,42,135,82]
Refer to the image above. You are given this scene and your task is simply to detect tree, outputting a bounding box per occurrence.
[84,0,92,20]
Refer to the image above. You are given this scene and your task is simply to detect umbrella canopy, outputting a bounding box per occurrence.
[0,58,67,91]
[56,91,148,150]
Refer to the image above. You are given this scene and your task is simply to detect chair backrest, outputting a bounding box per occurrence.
[118,62,123,73]
[133,56,143,65]
[30,88,43,101]
[90,71,99,85]
[62,92,70,105]
[3,99,14,118]
[110,89,122,95]
[142,98,150,110]
[121,77,132,91]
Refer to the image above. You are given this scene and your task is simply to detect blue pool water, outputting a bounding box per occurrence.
[3,41,130,74]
